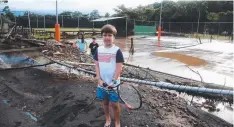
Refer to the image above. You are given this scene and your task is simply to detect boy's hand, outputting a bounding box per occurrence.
[98,79,104,86]
[107,82,114,89]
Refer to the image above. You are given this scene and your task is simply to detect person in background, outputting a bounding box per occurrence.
[89,36,99,56]
[74,33,87,52]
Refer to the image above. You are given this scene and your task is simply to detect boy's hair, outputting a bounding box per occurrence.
[92,36,96,39]
[101,24,117,36]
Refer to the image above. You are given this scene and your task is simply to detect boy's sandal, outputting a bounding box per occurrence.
[104,122,111,127]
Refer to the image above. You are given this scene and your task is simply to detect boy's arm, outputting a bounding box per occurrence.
[95,61,101,79]
[113,49,124,81]
[113,63,123,80]
[89,43,92,48]
[93,50,103,86]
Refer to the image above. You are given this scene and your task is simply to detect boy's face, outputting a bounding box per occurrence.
[92,39,96,43]
[102,33,114,46]
[78,35,82,38]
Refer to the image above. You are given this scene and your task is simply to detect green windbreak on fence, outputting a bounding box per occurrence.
[134,25,156,36]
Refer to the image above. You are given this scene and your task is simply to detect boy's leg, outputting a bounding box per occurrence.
[96,87,111,126]
[109,91,121,127]
[103,100,111,126]
[111,102,121,127]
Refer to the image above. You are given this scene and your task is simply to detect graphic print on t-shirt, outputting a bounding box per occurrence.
[98,53,116,63]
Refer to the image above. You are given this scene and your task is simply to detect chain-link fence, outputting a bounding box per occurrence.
[161,22,233,35]
[16,15,104,29]
[125,19,232,39]
[1,11,233,40]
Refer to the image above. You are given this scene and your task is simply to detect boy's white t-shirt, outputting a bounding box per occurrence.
[94,45,124,87]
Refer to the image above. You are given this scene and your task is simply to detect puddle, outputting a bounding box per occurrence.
[153,52,207,66]
[179,93,233,124]
[0,52,51,69]
[0,53,36,68]
[0,54,34,65]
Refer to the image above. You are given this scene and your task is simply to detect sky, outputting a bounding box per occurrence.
[1,0,162,15]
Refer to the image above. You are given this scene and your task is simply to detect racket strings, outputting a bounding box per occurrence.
[118,83,141,109]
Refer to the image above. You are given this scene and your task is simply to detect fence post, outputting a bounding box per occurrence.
[62,15,63,28]
[36,15,38,28]
[180,23,182,34]
[125,17,128,39]
[134,19,135,27]
[197,9,200,33]
[28,11,31,37]
[192,23,193,34]
[44,15,45,31]
[92,18,94,30]
[169,22,171,33]
[203,22,206,36]
[77,16,79,28]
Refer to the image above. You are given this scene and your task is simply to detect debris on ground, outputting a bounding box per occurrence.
[42,41,93,63]
[0,68,232,127]
[0,37,232,127]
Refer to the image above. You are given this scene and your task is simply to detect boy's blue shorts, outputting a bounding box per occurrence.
[96,87,119,102]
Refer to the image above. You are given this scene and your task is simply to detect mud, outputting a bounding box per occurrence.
[0,67,232,127]
[153,52,207,66]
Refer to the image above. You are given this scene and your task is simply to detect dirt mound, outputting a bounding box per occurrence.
[42,41,81,62]
[42,41,93,64]
[0,68,232,127]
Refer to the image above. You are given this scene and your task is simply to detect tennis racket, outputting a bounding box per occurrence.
[102,81,142,110]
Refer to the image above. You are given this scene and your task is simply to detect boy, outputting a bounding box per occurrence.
[93,24,124,127]
[89,36,99,56]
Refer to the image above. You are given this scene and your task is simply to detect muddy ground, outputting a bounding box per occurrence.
[0,67,232,127]
[0,38,233,127]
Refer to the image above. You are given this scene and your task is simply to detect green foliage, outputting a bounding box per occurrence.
[113,1,232,22]
[105,13,110,17]
[2,1,232,35]
[207,13,220,21]
[2,6,15,21]
[89,10,100,19]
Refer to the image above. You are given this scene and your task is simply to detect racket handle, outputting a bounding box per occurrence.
[103,83,108,87]
[102,83,113,90]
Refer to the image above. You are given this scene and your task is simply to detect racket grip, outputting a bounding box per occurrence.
[102,83,113,90]
[103,83,108,87]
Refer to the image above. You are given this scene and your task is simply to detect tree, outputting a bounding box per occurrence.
[207,12,220,21]
[105,13,110,17]
[90,10,100,19]
[3,6,10,13]
[2,6,15,21]
[113,1,233,22]
[59,11,73,16]
[72,11,82,18]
